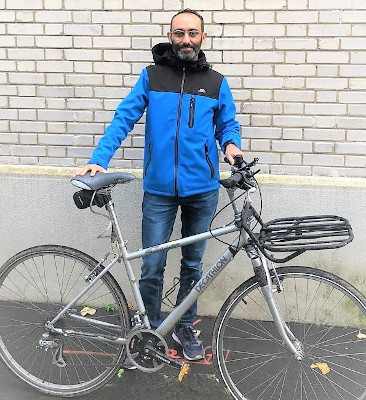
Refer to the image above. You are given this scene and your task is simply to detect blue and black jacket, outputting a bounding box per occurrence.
[89,42,241,197]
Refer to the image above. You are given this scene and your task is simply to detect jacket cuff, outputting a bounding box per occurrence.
[223,140,234,152]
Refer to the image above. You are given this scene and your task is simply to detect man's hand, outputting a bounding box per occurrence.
[225,143,245,165]
[74,164,106,177]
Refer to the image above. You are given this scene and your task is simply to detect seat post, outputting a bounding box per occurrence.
[105,200,127,249]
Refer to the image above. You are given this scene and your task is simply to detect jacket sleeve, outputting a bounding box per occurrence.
[214,76,241,151]
[88,68,150,169]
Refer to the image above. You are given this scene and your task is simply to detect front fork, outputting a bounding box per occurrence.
[245,244,304,361]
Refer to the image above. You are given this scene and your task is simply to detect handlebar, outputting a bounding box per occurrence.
[219,156,260,190]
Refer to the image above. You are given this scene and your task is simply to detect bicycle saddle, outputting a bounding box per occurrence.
[71,171,135,190]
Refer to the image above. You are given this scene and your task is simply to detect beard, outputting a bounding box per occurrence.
[171,40,202,62]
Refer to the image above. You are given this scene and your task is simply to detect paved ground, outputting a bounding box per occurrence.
[0,317,231,400]
[0,364,230,400]
[1,303,365,400]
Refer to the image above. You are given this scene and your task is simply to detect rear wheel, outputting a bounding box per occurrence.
[0,245,131,397]
[213,266,366,400]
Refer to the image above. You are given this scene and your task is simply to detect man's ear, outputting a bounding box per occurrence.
[167,31,172,43]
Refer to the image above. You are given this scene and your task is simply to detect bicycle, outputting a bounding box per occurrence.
[0,156,365,400]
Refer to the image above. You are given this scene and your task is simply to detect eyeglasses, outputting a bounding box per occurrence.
[171,29,201,38]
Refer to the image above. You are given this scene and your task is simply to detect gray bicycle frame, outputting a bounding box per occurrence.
[49,187,303,360]
[49,213,241,336]
[126,224,244,337]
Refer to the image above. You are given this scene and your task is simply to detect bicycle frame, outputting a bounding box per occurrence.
[48,185,303,360]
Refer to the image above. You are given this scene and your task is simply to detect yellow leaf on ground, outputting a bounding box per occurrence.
[357,331,366,339]
[80,306,96,316]
[310,362,330,375]
[178,363,189,382]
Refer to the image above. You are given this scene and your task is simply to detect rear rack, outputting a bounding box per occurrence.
[243,209,353,263]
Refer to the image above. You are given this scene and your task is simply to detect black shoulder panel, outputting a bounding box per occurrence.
[147,65,182,94]
[147,65,223,100]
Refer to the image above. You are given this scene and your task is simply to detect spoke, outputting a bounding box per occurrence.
[245,359,292,398]
[225,348,288,365]
[235,294,281,342]
[303,365,321,400]
[312,331,362,348]
[0,293,49,318]
[225,321,282,344]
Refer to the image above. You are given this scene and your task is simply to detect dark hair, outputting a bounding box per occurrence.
[170,9,205,32]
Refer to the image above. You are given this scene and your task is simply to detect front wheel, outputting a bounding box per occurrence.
[0,245,131,397]
[213,266,366,400]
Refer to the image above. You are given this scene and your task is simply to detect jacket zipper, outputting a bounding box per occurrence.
[205,142,215,179]
[144,142,152,176]
[174,66,186,196]
[188,96,195,128]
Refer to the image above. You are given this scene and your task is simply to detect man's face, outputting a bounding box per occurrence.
[168,13,207,62]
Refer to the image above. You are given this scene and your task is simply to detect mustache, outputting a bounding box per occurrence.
[177,44,196,49]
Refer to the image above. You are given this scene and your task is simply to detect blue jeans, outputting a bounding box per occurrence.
[139,189,219,330]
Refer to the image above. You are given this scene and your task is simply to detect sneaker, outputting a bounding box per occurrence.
[172,326,205,361]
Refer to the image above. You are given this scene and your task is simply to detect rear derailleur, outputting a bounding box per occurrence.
[37,333,66,368]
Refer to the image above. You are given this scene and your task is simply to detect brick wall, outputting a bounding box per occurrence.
[1,0,366,177]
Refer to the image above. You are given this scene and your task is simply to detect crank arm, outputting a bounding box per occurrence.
[145,345,185,369]
[145,345,190,380]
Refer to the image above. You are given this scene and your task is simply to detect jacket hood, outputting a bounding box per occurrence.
[151,42,210,71]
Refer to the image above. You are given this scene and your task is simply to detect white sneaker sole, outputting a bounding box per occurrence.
[172,331,205,361]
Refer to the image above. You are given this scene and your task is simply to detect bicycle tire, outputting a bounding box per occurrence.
[213,266,366,400]
[0,245,131,397]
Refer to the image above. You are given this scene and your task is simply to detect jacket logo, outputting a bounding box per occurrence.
[197,88,207,94]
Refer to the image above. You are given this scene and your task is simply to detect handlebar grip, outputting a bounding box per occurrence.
[219,172,243,189]
[224,155,245,169]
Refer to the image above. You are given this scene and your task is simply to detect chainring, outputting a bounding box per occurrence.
[125,328,169,372]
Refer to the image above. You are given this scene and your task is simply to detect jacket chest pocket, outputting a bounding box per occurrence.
[188,96,196,128]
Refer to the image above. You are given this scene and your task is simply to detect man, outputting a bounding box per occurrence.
[76,9,244,361]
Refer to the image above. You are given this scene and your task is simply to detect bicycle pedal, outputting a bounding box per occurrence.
[178,362,190,382]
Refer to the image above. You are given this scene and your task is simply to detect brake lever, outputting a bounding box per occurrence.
[249,168,260,178]
[221,156,260,190]
[246,157,259,169]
